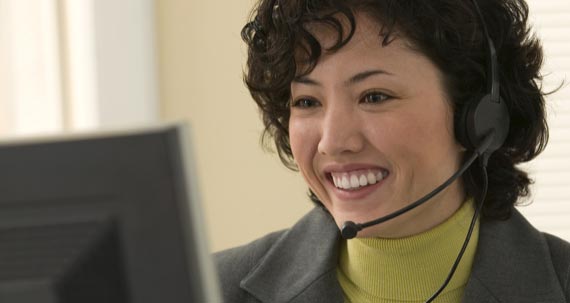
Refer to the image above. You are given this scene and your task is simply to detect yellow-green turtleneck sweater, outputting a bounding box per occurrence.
[337,200,479,303]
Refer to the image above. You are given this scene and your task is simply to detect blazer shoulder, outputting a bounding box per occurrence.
[213,229,289,302]
[543,232,570,297]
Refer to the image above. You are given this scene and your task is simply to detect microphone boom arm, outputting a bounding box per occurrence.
[341,130,495,239]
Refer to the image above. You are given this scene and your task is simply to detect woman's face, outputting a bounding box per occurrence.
[289,14,466,238]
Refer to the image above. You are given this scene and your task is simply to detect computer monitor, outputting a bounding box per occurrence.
[0,124,221,303]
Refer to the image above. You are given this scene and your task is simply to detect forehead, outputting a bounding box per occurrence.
[291,12,447,98]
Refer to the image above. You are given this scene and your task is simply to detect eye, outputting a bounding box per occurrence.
[291,98,320,109]
[361,91,392,104]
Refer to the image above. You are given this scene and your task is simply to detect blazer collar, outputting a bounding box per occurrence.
[463,209,566,303]
[240,207,344,303]
[240,207,566,303]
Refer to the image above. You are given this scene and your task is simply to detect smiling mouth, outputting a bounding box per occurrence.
[328,169,389,191]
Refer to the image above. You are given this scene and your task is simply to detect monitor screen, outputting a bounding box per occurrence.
[0,124,221,303]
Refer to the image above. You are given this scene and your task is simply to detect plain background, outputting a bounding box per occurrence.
[156,0,313,251]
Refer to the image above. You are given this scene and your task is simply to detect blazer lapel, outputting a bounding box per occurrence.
[239,208,566,302]
[463,210,566,303]
[240,208,344,303]
[462,275,500,303]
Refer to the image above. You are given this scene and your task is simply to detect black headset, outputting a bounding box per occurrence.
[455,0,510,156]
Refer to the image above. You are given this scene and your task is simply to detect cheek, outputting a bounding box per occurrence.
[289,118,319,169]
[289,118,328,202]
[399,106,461,172]
[374,104,457,168]
[406,100,456,147]
[289,120,303,162]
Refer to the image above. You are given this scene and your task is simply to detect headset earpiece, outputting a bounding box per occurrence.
[456,94,510,154]
[456,0,511,155]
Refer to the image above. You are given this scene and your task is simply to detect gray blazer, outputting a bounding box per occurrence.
[215,207,570,302]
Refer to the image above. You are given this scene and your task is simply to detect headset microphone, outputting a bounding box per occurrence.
[340,130,495,239]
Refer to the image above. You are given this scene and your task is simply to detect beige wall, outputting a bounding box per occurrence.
[155,0,312,252]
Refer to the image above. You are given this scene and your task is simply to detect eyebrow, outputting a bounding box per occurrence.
[292,69,393,86]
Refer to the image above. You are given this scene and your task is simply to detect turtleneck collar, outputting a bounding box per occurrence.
[337,199,479,302]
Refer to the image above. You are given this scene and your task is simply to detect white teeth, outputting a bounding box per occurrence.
[359,175,367,186]
[342,176,350,189]
[367,172,376,185]
[350,175,359,188]
[376,172,383,181]
[330,169,388,190]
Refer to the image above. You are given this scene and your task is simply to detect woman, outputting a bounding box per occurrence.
[215,0,570,302]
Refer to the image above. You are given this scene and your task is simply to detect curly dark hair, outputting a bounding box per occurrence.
[241,0,549,220]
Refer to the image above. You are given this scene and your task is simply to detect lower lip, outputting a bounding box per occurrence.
[328,177,387,200]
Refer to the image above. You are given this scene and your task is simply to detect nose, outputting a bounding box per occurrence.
[317,105,365,156]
